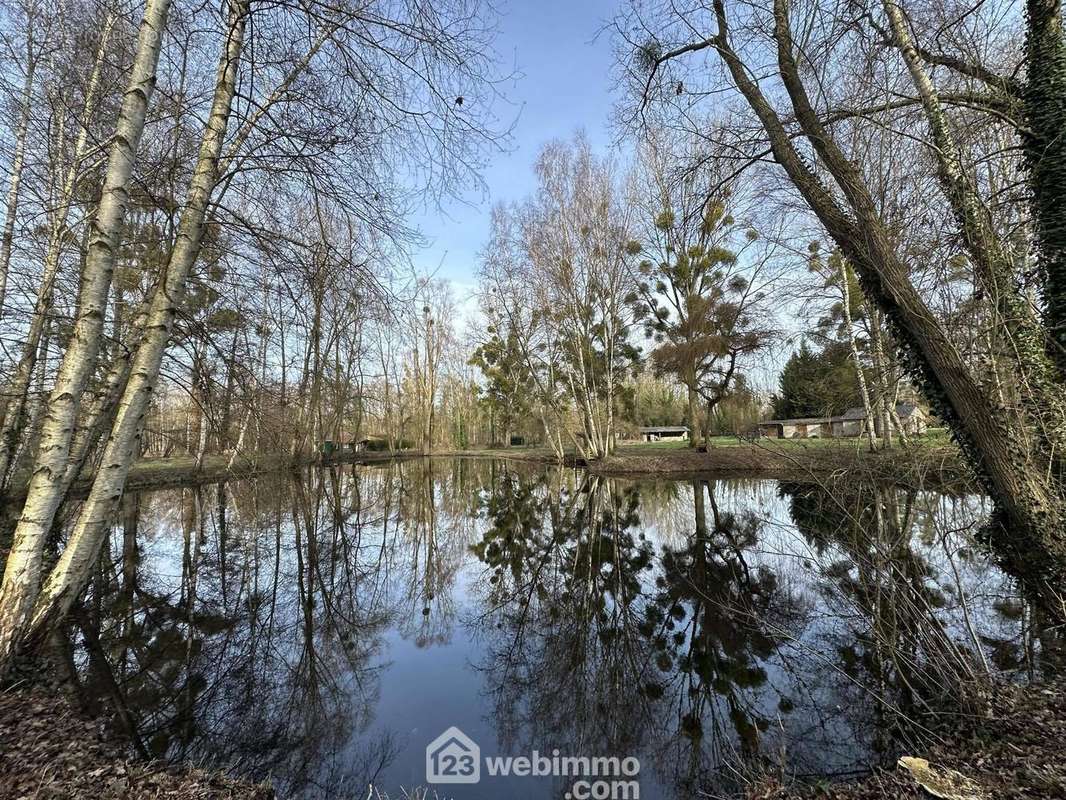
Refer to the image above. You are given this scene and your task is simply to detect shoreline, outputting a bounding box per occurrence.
[2,672,1061,799]
[3,441,972,502]
[746,678,1066,799]
[437,441,972,489]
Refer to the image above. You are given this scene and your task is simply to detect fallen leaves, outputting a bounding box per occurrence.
[0,684,273,799]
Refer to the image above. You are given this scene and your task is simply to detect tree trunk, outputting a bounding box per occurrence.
[710,0,1066,615]
[0,14,115,485]
[840,259,877,450]
[0,23,37,318]
[1023,0,1066,373]
[0,0,173,675]
[882,0,1066,457]
[18,0,250,657]
[868,306,904,446]
[687,377,701,448]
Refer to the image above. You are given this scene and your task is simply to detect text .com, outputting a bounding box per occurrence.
[426,727,639,797]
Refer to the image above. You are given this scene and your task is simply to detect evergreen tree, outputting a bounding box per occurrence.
[470,327,534,446]
[772,341,861,419]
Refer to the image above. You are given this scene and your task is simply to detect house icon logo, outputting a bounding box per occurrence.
[426,726,480,784]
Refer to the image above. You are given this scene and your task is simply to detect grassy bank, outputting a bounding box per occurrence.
[593,437,968,486]
[442,435,969,488]
[4,448,422,503]
[3,434,968,503]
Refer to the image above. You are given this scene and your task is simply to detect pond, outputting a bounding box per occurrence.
[70,459,1060,799]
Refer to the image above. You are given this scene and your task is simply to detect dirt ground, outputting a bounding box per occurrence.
[0,679,273,799]
[746,680,1066,799]
[2,676,1063,798]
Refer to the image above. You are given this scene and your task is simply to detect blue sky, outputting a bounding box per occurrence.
[410,0,622,302]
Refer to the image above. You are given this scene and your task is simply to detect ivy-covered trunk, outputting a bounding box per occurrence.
[1024,0,1066,373]
[707,0,1066,620]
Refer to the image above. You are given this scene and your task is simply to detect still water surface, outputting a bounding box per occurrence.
[77,459,1057,799]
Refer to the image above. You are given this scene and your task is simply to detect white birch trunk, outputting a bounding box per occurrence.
[868,306,903,446]
[25,0,250,640]
[0,12,116,485]
[840,259,877,450]
[0,0,172,673]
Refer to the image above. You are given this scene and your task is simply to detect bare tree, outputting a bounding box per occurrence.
[616,0,1066,614]
[0,0,512,671]
[0,6,116,486]
[0,0,42,317]
[0,0,173,669]
[520,134,639,459]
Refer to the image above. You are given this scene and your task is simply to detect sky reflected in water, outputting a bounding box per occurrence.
[72,459,1060,799]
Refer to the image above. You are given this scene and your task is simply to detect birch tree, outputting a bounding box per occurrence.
[0,0,511,670]
[0,8,116,486]
[21,0,252,644]
[522,135,640,459]
[0,0,41,318]
[0,0,172,669]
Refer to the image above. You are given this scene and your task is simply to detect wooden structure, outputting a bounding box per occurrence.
[758,403,928,439]
[638,425,690,442]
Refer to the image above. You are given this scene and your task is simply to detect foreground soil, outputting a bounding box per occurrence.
[2,675,1062,798]
[0,681,272,799]
[747,680,1066,799]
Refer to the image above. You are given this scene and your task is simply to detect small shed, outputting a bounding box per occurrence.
[832,404,929,437]
[353,435,389,452]
[895,402,928,435]
[758,417,833,439]
[830,407,870,438]
[639,425,690,442]
[759,403,928,440]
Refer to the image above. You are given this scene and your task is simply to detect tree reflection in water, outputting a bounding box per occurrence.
[64,460,1050,799]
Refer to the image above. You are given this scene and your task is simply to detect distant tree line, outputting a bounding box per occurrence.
[472,132,781,457]
[0,0,510,675]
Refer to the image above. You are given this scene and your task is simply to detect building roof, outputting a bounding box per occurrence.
[759,404,925,428]
[844,403,923,419]
[759,417,836,425]
[896,402,920,417]
[638,426,690,433]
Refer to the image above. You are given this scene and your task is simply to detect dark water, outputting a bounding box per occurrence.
[71,459,1059,799]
